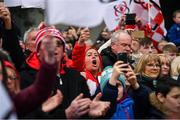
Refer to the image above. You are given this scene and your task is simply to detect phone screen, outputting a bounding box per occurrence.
[125,13,136,25]
[116,53,128,63]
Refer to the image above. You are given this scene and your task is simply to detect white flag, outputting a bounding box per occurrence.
[46,0,105,27]
[0,81,17,119]
[21,0,45,9]
[4,0,21,7]
[129,0,166,42]
[103,0,130,31]
[4,0,45,8]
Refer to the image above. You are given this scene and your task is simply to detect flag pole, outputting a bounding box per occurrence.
[148,0,151,26]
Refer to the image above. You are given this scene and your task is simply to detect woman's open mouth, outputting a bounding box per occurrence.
[92,59,97,65]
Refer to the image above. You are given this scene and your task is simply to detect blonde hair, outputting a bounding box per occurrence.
[159,54,170,65]
[134,54,161,74]
[159,54,171,76]
[171,56,180,77]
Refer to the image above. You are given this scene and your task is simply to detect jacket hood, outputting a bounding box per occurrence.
[26,52,41,70]
[149,92,167,118]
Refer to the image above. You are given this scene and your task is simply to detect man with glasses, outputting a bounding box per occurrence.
[101,30,132,67]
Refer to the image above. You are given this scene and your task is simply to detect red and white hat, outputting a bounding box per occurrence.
[35,27,65,51]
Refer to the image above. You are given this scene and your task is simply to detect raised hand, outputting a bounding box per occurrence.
[135,16,143,29]
[42,89,63,113]
[78,27,90,46]
[88,93,110,118]
[125,65,140,89]
[37,21,47,29]
[118,15,126,30]
[110,61,128,86]
[39,36,57,64]
[65,93,91,119]
[0,2,11,29]
[37,21,56,29]
[69,26,78,40]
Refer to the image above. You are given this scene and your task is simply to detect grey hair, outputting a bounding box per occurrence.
[23,27,38,44]
[111,30,130,44]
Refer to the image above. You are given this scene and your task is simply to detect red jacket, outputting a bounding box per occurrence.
[71,42,103,96]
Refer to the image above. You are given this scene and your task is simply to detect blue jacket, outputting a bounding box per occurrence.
[111,96,134,119]
[99,82,150,119]
[167,23,180,46]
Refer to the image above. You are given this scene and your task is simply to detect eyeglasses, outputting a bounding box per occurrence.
[116,42,131,50]
[146,63,161,68]
[8,76,17,81]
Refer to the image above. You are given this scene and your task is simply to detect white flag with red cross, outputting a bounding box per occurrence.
[129,0,167,43]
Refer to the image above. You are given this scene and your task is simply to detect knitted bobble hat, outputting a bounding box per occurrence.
[35,27,66,52]
[100,66,126,92]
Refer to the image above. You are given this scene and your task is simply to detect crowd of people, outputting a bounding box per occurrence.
[0,2,180,119]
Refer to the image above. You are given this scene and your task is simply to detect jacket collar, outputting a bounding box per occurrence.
[26,52,65,74]
[149,92,167,118]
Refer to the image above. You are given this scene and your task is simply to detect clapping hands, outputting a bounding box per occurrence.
[65,93,91,119]
[65,93,110,119]
[89,93,110,118]
[42,90,63,113]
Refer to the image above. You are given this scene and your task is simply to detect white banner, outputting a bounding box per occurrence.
[4,0,21,7]
[0,81,17,119]
[21,0,45,9]
[46,0,105,27]
[4,0,45,8]
[103,0,130,31]
[129,0,149,25]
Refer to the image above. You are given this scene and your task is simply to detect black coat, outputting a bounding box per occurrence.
[49,67,90,118]
[148,106,165,119]
[137,74,157,91]
[20,62,90,118]
[2,22,25,71]
[100,46,117,68]
[100,47,135,68]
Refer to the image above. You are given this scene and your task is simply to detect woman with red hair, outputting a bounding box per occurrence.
[71,28,103,96]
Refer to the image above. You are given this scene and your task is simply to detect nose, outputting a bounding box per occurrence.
[7,78,12,84]
[163,65,168,69]
[125,45,131,53]
[148,48,153,53]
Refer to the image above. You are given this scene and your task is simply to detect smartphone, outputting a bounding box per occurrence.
[125,13,136,25]
[116,53,128,63]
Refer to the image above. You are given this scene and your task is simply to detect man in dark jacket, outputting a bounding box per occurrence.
[100,30,132,67]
